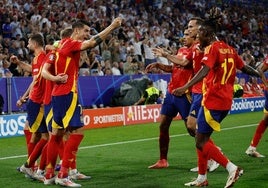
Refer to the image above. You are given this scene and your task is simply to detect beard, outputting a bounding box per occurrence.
[28,48,34,54]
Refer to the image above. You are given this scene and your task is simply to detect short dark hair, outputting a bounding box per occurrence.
[203,7,222,34]
[189,17,204,26]
[72,19,90,30]
[29,33,44,47]
[60,27,73,39]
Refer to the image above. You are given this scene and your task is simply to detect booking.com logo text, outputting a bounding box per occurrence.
[231,98,265,112]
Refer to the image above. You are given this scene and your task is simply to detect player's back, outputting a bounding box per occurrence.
[202,40,245,110]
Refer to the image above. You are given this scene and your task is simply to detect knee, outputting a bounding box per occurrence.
[186,122,196,137]
[187,128,196,137]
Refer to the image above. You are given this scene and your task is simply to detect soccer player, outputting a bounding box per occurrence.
[146,29,194,169]
[174,8,261,187]
[152,17,220,172]
[11,34,48,176]
[33,29,71,182]
[42,17,122,187]
[35,28,90,182]
[245,55,268,157]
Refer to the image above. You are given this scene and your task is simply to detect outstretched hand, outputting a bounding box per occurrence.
[145,63,157,73]
[152,47,164,57]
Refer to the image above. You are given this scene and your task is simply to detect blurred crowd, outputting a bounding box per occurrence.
[0,0,267,78]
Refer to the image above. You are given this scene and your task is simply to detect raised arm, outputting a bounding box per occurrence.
[146,62,173,73]
[152,47,190,66]
[10,55,32,73]
[80,17,122,51]
[241,64,261,78]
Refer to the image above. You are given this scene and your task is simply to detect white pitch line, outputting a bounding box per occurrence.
[0,123,257,161]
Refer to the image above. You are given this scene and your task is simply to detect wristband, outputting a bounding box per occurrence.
[94,35,103,45]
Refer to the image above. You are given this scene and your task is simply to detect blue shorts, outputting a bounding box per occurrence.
[189,93,202,118]
[52,92,84,129]
[161,91,191,120]
[197,106,229,134]
[26,99,47,133]
[44,103,53,132]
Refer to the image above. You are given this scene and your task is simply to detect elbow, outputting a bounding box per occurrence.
[41,70,50,80]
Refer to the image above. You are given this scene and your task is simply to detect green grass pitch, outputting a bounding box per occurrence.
[0,111,267,188]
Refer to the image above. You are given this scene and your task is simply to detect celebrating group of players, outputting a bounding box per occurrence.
[13,6,268,188]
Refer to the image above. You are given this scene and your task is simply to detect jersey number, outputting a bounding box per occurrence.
[221,58,234,84]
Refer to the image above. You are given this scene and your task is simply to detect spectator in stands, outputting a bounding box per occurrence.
[1,59,12,78]
[0,0,267,79]
[241,49,256,68]
[101,41,112,62]
[142,36,157,67]
[2,17,12,39]
[239,77,253,97]
[123,55,139,75]
[111,61,121,75]
[249,77,264,96]
[233,77,244,98]
[104,67,113,75]
[134,80,160,105]
[10,15,22,39]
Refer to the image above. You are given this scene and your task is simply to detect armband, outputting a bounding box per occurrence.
[94,35,103,45]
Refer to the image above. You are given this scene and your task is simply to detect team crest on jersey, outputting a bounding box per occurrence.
[49,54,55,61]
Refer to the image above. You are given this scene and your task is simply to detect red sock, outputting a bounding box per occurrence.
[27,142,36,157]
[58,166,69,179]
[159,131,169,160]
[251,120,267,147]
[203,141,228,168]
[58,139,65,161]
[45,135,62,179]
[197,148,207,175]
[27,138,47,168]
[24,129,32,145]
[59,134,84,178]
[69,153,77,170]
[39,143,48,171]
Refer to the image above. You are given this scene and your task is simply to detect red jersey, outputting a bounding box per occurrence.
[43,51,56,105]
[201,41,245,110]
[186,42,204,94]
[168,47,193,93]
[52,38,82,96]
[29,51,46,104]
